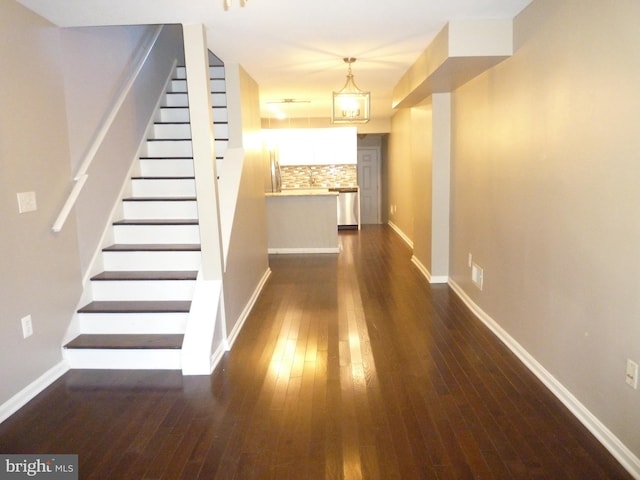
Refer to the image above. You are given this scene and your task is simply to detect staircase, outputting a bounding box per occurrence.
[210,61,229,171]
[64,63,228,370]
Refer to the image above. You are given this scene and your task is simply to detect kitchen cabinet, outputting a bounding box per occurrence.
[264,127,356,165]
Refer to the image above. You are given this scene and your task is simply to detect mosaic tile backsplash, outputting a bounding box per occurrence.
[281,164,357,189]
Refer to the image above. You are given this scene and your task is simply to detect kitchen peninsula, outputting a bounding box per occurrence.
[265,189,339,254]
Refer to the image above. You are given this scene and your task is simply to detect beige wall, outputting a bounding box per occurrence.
[222,65,270,335]
[410,104,433,268]
[387,108,414,239]
[450,0,640,458]
[0,0,82,405]
[388,99,449,281]
[61,25,152,172]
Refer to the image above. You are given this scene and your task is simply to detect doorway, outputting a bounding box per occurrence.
[357,147,381,224]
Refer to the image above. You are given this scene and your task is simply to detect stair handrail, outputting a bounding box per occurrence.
[51,25,163,234]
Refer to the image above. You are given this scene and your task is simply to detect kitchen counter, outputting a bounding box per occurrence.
[265,188,338,197]
[265,189,339,254]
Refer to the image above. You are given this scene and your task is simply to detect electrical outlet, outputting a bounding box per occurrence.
[17,191,37,213]
[21,315,33,339]
[626,359,638,389]
[471,262,484,290]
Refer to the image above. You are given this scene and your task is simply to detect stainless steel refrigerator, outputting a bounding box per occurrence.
[269,150,282,192]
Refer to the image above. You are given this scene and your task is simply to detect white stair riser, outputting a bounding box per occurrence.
[210,79,226,92]
[211,93,226,107]
[131,178,196,197]
[139,158,195,177]
[123,200,198,220]
[164,93,189,107]
[102,251,201,271]
[211,66,225,80]
[91,280,196,301]
[176,65,224,80]
[215,140,228,158]
[210,66,224,78]
[213,123,229,139]
[212,108,228,123]
[113,224,200,244]
[64,348,182,370]
[79,312,189,334]
[170,79,187,93]
[146,140,193,157]
[160,107,190,123]
[153,123,192,139]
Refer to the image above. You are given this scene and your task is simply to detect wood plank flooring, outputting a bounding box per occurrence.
[0,225,632,479]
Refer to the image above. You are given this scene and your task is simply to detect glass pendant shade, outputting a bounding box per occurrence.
[331,58,370,124]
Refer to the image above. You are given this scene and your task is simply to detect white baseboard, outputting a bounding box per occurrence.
[0,361,69,424]
[268,247,340,254]
[209,341,227,373]
[411,255,448,284]
[387,221,413,249]
[448,279,640,480]
[226,268,272,351]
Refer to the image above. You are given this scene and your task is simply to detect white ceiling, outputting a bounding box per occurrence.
[17,0,533,124]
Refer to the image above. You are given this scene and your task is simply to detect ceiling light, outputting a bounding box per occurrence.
[266,99,311,121]
[332,57,370,124]
[224,0,248,10]
[267,99,311,105]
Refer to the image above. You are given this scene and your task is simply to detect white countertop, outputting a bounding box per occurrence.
[266,188,339,197]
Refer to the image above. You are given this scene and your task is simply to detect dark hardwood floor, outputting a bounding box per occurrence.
[0,225,632,479]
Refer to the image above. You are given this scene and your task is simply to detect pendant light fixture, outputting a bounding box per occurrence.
[331,57,370,124]
[224,0,248,10]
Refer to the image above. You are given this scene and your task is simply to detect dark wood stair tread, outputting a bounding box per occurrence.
[131,175,195,179]
[65,334,183,350]
[122,197,197,202]
[91,271,198,281]
[137,158,194,162]
[138,156,193,159]
[78,301,191,314]
[113,219,198,226]
[146,138,191,141]
[103,243,201,252]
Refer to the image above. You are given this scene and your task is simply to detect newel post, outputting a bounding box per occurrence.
[182,24,224,281]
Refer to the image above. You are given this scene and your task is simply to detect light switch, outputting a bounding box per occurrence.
[17,191,37,213]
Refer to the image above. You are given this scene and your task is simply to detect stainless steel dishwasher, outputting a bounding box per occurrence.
[330,187,359,229]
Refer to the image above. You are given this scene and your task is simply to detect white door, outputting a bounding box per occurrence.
[357,147,381,224]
